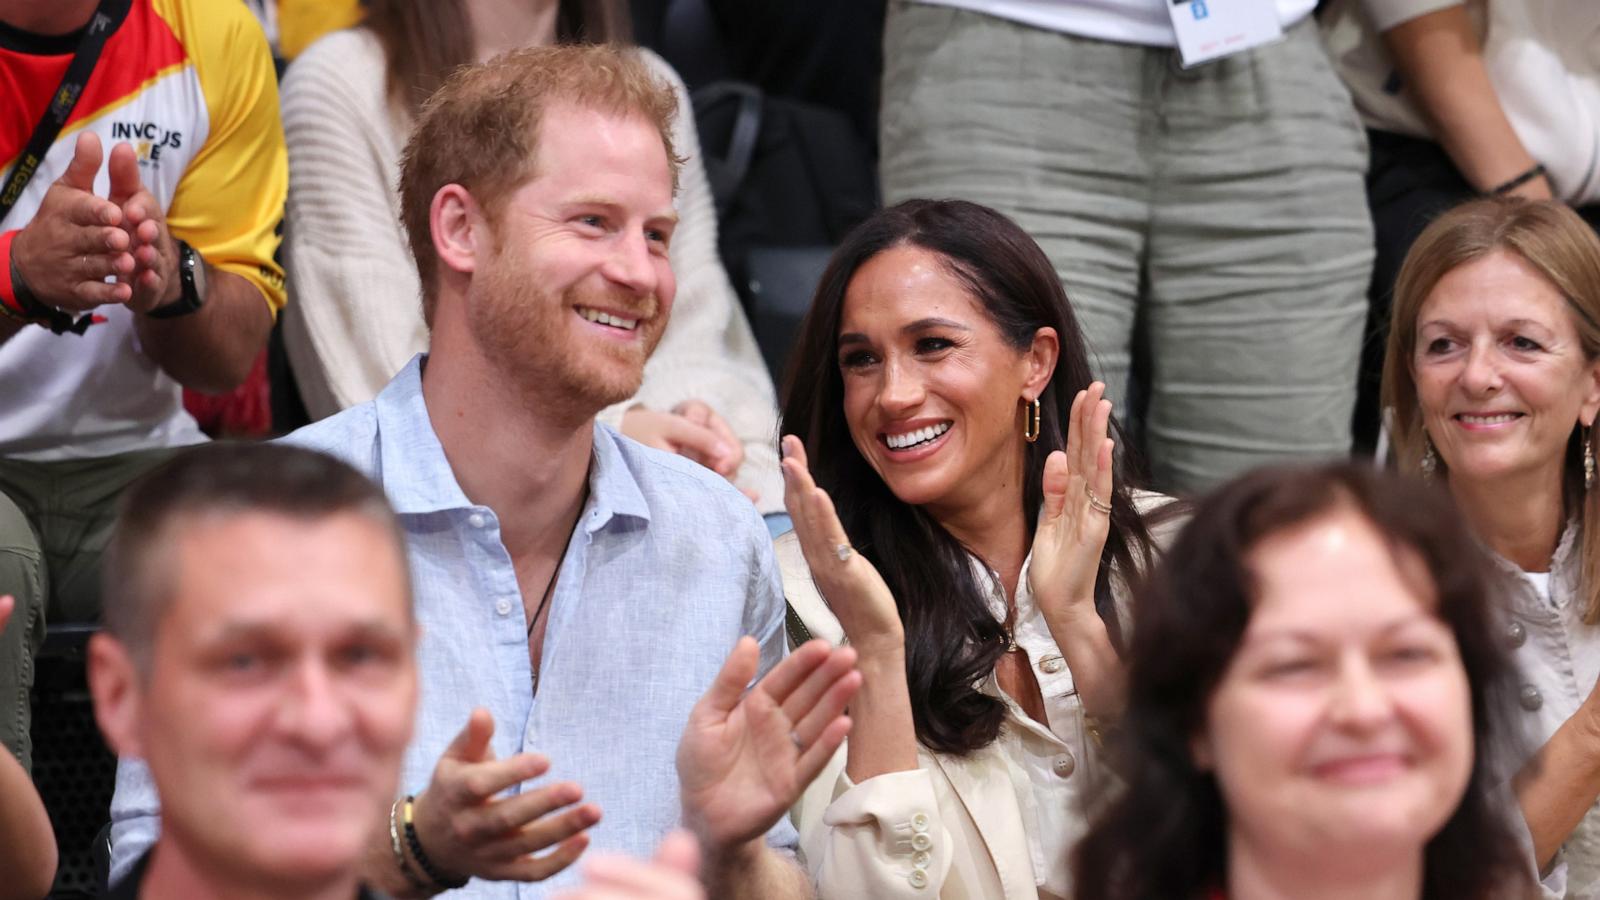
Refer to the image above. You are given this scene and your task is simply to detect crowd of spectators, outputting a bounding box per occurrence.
[1,0,1598,898]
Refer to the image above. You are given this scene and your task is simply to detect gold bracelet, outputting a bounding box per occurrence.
[388,797,430,891]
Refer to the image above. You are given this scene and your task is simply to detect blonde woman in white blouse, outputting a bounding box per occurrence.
[774,200,1173,899]
[1382,198,1600,898]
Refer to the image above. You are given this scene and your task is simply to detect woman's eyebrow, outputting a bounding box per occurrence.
[903,317,970,334]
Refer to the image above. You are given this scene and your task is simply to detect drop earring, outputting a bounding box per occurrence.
[1585,425,1594,492]
[1023,397,1040,443]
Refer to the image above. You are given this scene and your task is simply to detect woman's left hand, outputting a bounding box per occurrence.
[1028,383,1116,622]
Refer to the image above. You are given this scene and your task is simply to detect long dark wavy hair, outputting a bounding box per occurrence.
[779,199,1157,755]
[1073,464,1529,900]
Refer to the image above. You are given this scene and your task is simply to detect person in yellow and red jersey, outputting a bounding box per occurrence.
[0,0,286,773]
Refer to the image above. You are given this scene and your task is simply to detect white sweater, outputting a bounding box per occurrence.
[278,29,784,512]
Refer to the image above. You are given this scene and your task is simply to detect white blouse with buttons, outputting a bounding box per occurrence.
[1494,521,1600,898]
[973,552,1097,900]
[780,497,1178,900]
[798,550,1104,899]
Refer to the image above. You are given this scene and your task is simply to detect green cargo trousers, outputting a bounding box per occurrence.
[0,448,179,771]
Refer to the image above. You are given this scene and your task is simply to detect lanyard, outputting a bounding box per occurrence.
[0,0,132,227]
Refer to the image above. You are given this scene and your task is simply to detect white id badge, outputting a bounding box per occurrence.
[1166,0,1283,68]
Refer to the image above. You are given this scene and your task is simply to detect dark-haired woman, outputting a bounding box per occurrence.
[777,199,1174,899]
[277,0,785,513]
[1073,464,1533,900]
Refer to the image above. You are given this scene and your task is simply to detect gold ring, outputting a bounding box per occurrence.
[1084,484,1113,515]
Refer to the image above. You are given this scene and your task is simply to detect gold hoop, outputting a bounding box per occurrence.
[1023,397,1040,443]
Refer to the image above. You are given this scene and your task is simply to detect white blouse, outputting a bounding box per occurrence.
[974,554,1099,899]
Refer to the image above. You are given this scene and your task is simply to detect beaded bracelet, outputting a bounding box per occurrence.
[402,794,470,891]
[1490,162,1547,196]
[388,797,431,891]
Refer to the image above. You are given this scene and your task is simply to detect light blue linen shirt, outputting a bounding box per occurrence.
[108,355,793,895]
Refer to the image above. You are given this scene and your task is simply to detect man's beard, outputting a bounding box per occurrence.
[470,258,663,422]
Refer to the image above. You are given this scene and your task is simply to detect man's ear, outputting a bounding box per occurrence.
[430,184,489,278]
[1022,326,1060,400]
[88,633,145,760]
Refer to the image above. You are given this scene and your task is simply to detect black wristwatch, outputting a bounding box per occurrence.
[146,239,206,319]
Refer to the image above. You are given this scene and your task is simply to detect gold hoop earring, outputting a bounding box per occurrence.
[1023,397,1041,443]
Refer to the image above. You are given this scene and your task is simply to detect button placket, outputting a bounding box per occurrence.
[1520,684,1544,711]
[1052,752,1076,778]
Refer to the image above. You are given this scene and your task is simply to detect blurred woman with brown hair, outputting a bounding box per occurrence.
[1074,463,1532,900]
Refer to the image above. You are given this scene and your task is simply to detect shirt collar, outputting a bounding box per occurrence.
[585,422,652,531]
[1482,514,1582,582]
[371,355,476,515]
[373,354,652,528]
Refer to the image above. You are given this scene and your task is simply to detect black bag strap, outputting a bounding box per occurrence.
[784,600,814,650]
[0,0,132,229]
[692,81,764,220]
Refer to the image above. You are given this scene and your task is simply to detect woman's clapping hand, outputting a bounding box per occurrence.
[1029,383,1116,622]
[781,435,905,654]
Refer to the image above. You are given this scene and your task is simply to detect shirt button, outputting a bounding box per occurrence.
[1506,621,1526,648]
[910,812,930,833]
[912,850,931,868]
[910,832,932,851]
[468,512,488,529]
[908,869,929,889]
[1039,656,1066,675]
[1053,752,1076,778]
[1519,684,1543,711]
[495,599,512,616]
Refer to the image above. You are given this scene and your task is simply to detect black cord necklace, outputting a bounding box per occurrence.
[526,563,559,638]
[526,489,587,696]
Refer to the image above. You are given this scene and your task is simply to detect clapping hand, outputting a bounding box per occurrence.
[780,435,903,652]
[10,132,135,310]
[105,140,180,313]
[1028,383,1116,620]
[553,830,705,900]
[676,636,858,856]
[409,708,600,883]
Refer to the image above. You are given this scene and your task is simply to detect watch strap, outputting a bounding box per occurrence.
[146,238,204,319]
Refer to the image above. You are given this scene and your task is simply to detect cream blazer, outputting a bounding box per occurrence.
[778,494,1179,900]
